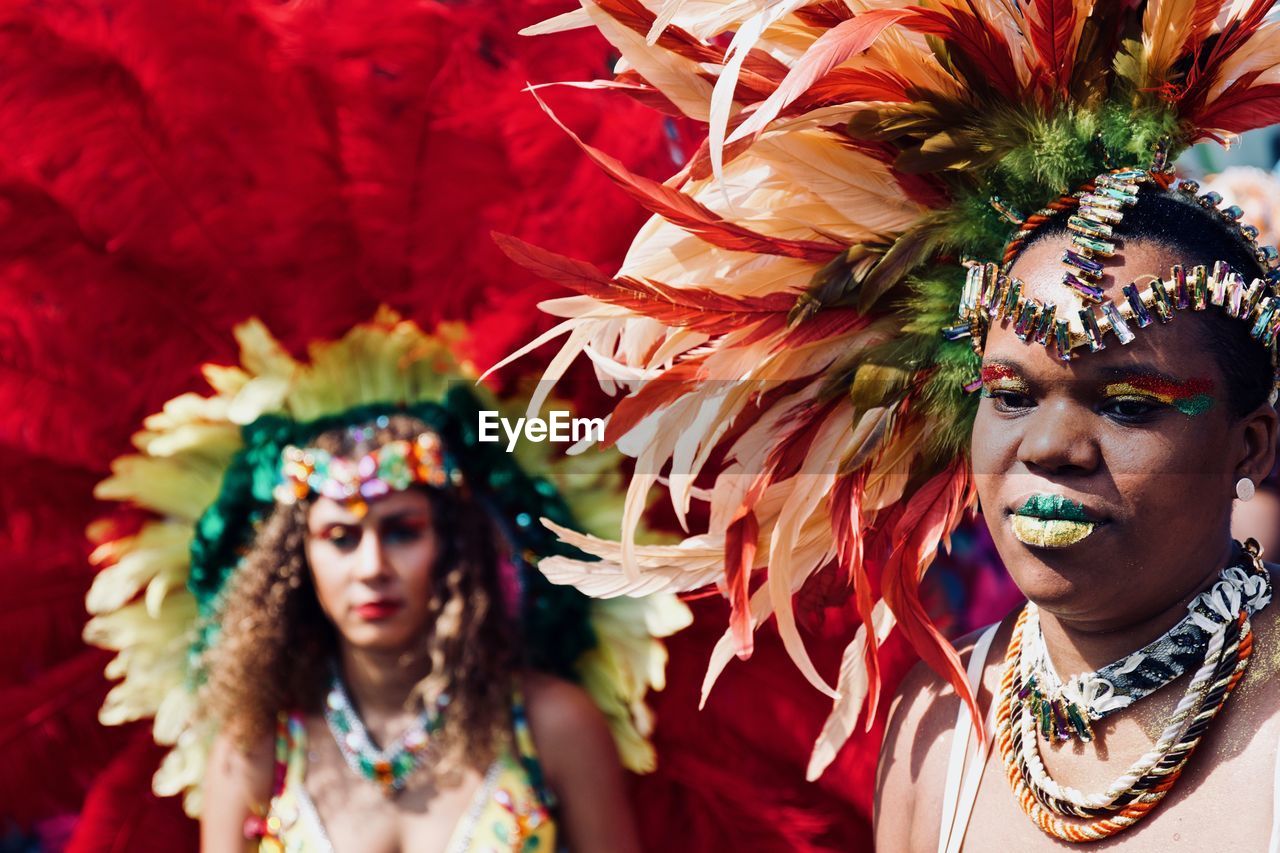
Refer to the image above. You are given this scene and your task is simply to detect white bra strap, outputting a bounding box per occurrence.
[1269,723,1280,853]
[937,622,1000,853]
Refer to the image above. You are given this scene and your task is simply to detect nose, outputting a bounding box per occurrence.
[353,525,388,580]
[1014,398,1101,476]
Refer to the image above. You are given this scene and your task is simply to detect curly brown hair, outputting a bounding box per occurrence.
[200,414,517,774]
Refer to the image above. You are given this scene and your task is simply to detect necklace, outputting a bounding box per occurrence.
[1022,543,1271,741]
[323,671,444,797]
[996,541,1271,843]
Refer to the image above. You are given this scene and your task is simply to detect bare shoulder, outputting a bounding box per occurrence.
[520,672,617,771]
[519,670,627,817]
[882,616,1017,756]
[201,730,274,851]
[874,614,1018,852]
[522,671,610,737]
[207,729,274,801]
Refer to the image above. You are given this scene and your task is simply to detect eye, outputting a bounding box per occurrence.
[983,387,1035,413]
[321,525,361,551]
[382,520,431,545]
[1100,396,1162,423]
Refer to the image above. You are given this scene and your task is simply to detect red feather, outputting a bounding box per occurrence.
[592,0,788,103]
[902,6,1023,101]
[1192,80,1280,136]
[772,308,870,349]
[833,134,952,208]
[594,0,722,64]
[786,67,914,114]
[876,461,980,730]
[793,3,857,28]
[682,130,760,182]
[831,471,882,720]
[603,362,706,447]
[1026,0,1080,95]
[610,70,693,117]
[1182,0,1274,108]
[1183,0,1227,55]
[493,233,797,334]
[725,505,761,658]
[731,9,914,141]
[528,90,844,262]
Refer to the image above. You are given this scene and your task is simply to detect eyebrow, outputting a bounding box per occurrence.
[980,359,1026,379]
[984,358,1191,382]
[1093,365,1188,384]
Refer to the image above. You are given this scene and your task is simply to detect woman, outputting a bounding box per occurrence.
[86,312,687,852]
[877,186,1280,849]
[200,415,638,852]
[497,0,1280,847]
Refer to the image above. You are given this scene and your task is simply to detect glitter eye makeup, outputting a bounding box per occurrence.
[1100,373,1215,417]
[979,362,1029,397]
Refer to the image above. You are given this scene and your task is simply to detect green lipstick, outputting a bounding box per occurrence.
[1014,494,1094,522]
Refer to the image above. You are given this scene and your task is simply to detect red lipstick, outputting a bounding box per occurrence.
[354,600,402,621]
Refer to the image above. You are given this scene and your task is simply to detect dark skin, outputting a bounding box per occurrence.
[875,235,1280,851]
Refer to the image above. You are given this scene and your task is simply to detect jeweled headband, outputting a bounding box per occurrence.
[949,164,1280,390]
[274,425,462,516]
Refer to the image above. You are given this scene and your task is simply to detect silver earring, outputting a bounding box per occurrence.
[1236,477,1256,502]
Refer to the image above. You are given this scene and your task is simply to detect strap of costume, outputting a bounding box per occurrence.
[1272,726,1280,853]
[937,623,998,853]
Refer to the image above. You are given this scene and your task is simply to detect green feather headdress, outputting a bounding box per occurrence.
[85,308,690,813]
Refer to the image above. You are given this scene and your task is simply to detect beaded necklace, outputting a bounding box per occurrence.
[323,670,445,797]
[995,542,1272,843]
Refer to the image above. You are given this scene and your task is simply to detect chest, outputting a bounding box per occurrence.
[304,730,488,853]
[930,689,1280,852]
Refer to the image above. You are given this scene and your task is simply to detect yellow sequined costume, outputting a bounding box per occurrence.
[257,711,555,853]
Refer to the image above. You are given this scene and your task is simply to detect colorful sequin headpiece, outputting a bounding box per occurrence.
[274,426,461,516]
[952,166,1280,374]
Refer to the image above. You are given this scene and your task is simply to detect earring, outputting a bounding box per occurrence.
[1236,477,1256,502]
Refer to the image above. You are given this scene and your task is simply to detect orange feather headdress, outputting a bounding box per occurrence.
[497,0,1280,777]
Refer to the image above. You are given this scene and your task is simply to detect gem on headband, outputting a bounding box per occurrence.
[1123,284,1152,328]
[274,430,461,516]
[1101,302,1135,345]
[1080,308,1106,352]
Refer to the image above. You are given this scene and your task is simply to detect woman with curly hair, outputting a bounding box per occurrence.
[197,413,641,852]
[84,315,681,853]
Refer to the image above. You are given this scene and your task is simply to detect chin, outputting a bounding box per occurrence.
[339,622,421,654]
[996,530,1120,607]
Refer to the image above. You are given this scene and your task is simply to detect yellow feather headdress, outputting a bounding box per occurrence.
[85,307,691,814]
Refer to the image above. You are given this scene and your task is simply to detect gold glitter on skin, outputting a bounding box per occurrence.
[1011,516,1098,548]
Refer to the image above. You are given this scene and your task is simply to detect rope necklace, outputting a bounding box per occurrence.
[995,542,1271,843]
[1021,547,1272,741]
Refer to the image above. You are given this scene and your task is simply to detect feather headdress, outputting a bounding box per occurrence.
[0,0,685,836]
[501,0,1280,777]
[85,309,691,815]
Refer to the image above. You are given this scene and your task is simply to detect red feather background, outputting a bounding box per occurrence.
[0,1,1010,850]
[0,0,680,847]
